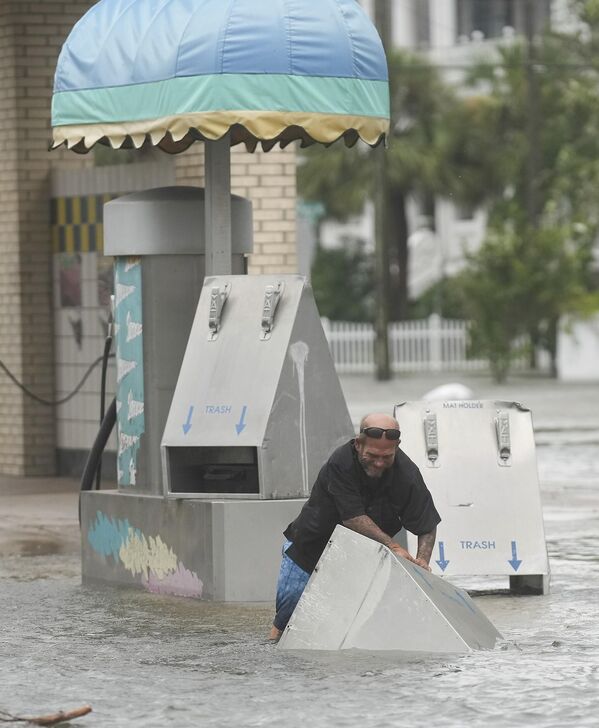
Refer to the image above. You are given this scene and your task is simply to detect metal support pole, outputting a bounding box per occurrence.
[205,135,232,275]
[374,0,392,381]
[524,0,540,228]
[374,144,391,380]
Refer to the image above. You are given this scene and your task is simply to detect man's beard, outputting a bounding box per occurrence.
[358,456,386,478]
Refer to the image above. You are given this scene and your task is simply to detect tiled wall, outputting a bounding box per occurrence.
[52,194,117,460]
[53,252,117,454]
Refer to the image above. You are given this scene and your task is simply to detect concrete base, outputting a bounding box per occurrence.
[81,491,303,601]
[509,573,550,595]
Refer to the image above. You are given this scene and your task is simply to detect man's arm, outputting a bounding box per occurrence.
[343,515,418,564]
[415,527,437,571]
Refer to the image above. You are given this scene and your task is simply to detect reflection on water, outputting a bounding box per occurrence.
[0,443,597,727]
[537,442,599,484]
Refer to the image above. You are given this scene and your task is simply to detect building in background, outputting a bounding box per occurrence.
[0,2,298,477]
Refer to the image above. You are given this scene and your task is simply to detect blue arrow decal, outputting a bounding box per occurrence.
[235,405,248,435]
[508,540,522,571]
[435,541,450,571]
[182,406,194,435]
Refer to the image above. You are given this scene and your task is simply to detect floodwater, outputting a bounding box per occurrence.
[1,440,598,728]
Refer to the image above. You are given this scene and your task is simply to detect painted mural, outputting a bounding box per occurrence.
[115,257,145,486]
[88,511,203,598]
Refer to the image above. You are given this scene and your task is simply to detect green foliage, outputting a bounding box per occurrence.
[461,29,599,231]
[459,224,591,382]
[302,4,599,364]
[299,49,459,320]
[385,52,455,196]
[441,3,599,379]
[297,50,456,218]
[437,94,515,208]
[298,145,372,222]
[310,242,374,322]
[407,277,471,321]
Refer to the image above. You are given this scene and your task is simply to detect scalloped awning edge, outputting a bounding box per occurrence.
[51,110,389,153]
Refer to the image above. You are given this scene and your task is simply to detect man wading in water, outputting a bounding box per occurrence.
[269,412,441,640]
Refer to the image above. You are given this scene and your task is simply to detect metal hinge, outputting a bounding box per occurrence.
[495,410,512,466]
[207,283,231,341]
[423,411,439,467]
[260,281,284,340]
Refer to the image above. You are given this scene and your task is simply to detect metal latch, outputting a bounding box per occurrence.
[207,283,231,341]
[423,411,439,467]
[260,281,284,340]
[495,410,512,466]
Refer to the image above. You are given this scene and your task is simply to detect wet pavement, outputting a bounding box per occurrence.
[0,373,597,727]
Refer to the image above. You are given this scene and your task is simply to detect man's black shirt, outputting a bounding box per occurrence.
[284,440,441,573]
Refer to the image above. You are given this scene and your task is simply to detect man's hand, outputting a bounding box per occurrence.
[413,557,432,572]
[389,545,432,571]
[388,542,418,564]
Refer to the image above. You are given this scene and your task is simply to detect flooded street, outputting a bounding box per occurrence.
[1,438,598,727]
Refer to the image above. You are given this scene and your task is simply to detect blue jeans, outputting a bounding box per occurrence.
[273,541,310,631]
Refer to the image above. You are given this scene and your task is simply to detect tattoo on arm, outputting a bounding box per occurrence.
[343,515,395,549]
[416,528,437,565]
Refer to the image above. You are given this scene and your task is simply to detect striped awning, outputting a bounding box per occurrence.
[51,0,390,153]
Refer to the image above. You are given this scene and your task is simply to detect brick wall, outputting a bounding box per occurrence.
[232,146,298,274]
[0,1,96,475]
[175,144,298,273]
[0,4,23,475]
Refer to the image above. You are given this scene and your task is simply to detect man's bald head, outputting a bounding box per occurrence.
[359,412,400,432]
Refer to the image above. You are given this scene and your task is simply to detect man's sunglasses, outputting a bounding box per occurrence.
[360,427,401,441]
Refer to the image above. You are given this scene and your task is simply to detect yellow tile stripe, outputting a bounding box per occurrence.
[51,193,116,254]
[56,197,67,226]
[72,196,82,225]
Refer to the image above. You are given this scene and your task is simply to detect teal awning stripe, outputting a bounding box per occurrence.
[52,73,390,126]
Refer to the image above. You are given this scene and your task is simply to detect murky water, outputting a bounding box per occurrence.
[1,441,597,727]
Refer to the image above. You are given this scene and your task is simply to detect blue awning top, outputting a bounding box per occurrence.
[55,0,388,92]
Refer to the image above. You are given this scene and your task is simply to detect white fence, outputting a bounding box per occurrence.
[321,314,527,374]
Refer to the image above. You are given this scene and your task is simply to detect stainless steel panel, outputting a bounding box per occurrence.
[395,400,550,588]
[104,187,253,256]
[279,526,502,653]
[162,275,353,499]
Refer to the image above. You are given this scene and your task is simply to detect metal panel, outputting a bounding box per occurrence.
[104,187,253,256]
[279,526,502,653]
[395,400,550,591]
[205,138,232,275]
[114,255,212,494]
[162,275,353,499]
[211,499,306,601]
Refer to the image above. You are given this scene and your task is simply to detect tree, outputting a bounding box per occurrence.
[299,50,456,321]
[435,3,599,378]
[310,241,375,322]
[459,226,591,382]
